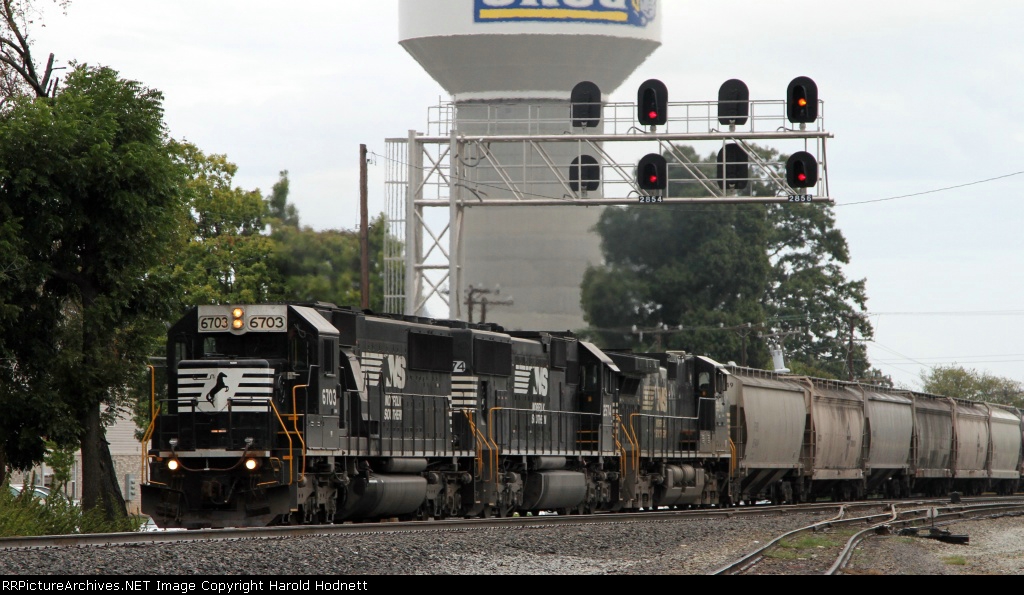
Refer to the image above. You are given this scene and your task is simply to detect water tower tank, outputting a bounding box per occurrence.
[399,0,662,331]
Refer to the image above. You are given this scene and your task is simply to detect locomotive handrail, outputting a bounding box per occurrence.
[461,410,486,473]
[613,414,626,475]
[486,407,505,483]
[292,384,308,483]
[142,364,159,485]
[269,400,294,485]
[627,413,642,477]
[141,364,159,484]
[140,404,161,485]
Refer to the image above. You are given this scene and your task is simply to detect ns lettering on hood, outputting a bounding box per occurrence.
[475,0,657,27]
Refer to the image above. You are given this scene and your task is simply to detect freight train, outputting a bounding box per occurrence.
[141,303,1022,529]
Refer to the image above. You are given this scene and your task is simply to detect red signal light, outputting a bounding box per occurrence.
[637,153,667,191]
[648,110,658,120]
[786,151,819,188]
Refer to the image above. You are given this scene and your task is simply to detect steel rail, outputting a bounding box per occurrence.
[828,502,1024,575]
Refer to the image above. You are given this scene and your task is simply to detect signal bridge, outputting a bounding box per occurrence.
[384,78,834,317]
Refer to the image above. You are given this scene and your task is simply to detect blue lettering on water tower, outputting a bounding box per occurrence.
[474,0,656,27]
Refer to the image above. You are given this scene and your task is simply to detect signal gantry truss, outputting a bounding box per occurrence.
[384,93,834,318]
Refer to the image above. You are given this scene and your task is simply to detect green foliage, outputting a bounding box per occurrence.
[269,214,388,312]
[169,141,278,307]
[921,365,1024,407]
[0,63,190,518]
[0,480,81,537]
[265,169,299,229]
[0,475,145,537]
[42,440,74,490]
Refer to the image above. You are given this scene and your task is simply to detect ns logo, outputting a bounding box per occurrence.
[515,365,549,397]
[363,352,407,390]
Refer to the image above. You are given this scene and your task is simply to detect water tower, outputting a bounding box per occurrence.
[398,0,662,331]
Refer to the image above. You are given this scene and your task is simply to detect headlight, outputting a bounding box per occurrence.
[167,459,180,471]
[244,458,259,471]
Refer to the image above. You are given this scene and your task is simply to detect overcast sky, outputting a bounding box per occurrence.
[30,0,1024,391]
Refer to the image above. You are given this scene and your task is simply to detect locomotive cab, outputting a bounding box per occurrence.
[143,304,342,528]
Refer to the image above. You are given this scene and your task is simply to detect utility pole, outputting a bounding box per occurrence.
[733,322,761,367]
[360,144,369,310]
[846,314,859,381]
[465,285,513,324]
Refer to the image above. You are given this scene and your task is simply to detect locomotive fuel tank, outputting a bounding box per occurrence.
[336,473,430,521]
[653,464,705,507]
[521,470,587,511]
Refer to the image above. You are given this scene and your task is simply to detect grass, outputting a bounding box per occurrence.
[942,555,968,566]
[764,531,849,560]
[1,479,146,537]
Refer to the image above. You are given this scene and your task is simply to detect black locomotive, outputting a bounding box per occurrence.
[142,303,730,528]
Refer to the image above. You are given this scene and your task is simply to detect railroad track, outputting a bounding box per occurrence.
[0,502,849,551]
[5,495,1021,565]
[710,496,1024,575]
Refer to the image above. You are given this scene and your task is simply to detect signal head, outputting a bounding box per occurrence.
[787,76,819,124]
[786,151,819,188]
[716,143,749,190]
[570,155,601,193]
[637,153,667,191]
[718,79,750,126]
[570,81,602,129]
[637,79,668,127]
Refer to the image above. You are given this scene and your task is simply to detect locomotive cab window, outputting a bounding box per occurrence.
[173,340,188,367]
[290,330,309,371]
[582,364,600,391]
[698,371,711,398]
[322,338,337,377]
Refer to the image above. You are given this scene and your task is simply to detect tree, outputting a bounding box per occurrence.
[0,0,68,104]
[921,365,1024,407]
[581,143,874,376]
[270,215,388,312]
[169,141,278,307]
[0,0,69,487]
[0,64,188,520]
[264,169,299,230]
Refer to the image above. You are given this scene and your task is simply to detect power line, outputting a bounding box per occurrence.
[868,310,1024,317]
[837,170,1024,207]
